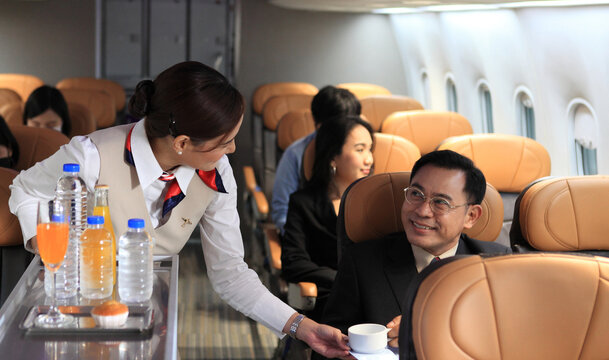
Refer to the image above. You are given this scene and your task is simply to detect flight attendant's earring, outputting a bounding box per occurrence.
[177,151,183,155]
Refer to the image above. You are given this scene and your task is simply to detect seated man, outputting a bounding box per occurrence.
[320,150,511,353]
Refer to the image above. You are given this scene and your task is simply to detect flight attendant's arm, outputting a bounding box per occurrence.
[8,136,100,252]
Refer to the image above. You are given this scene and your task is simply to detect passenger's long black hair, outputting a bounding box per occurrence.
[23,85,71,136]
[0,115,19,167]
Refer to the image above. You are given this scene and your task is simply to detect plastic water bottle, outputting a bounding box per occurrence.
[80,216,113,299]
[45,163,87,298]
[118,218,153,303]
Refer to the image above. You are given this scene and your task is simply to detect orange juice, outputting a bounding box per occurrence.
[80,216,113,299]
[37,222,69,270]
[93,204,116,285]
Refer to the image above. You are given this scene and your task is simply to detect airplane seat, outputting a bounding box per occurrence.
[437,133,551,247]
[510,175,609,256]
[56,77,126,113]
[399,253,609,360]
[0,88,23,107]
[67,101,96,137]
[0,167,32,307]
[59,88,116,129]
[0,102,24,127]
[360,95,424,132]
[381,110,473,155]
[10,125,70,171]
[336,82,391,99]
[0,74,44,101]
[275,109,315,153]
[260,94,314,197]
[337,172,503,261]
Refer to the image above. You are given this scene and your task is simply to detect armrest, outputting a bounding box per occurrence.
[242,166,269,216]
[265,226,282,271]
[298,282,317,297]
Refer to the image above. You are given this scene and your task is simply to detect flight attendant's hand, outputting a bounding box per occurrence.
[386,315,401,348]
[285,314,350,358]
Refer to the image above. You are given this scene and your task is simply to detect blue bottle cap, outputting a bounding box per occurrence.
[51,214,65,223]
[87,216,104,225]
[63,163,80,172]
[127,218,145,229]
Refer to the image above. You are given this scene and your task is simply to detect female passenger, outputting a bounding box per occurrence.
[9,61,349,357]
[281,115,374,321]
[23,85,72,136]
[0,115,19,168]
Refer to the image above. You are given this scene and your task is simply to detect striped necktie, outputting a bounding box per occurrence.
[124,125,227,217]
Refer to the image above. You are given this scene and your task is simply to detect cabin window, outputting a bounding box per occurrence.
[517,92,536,139]
[446,77,457,112]
[422,71,430,109]
[573,104,598,175]
[478,83,493,133]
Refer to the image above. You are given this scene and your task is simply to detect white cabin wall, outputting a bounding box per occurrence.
[390,5,609,176]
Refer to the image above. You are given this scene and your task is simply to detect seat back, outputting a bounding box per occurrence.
[0,74,44,101]
[67,101,96,137]
[0,102,23,127]
[0,167,22,246]
[252,82,318,115]
[360,95,424,132]
[60,88,116,129]
[262,94,314,132]
[381,110,473,155]
[10,125,69,171]
[402,254,609,360]
[276,109,315,151]
[336,83,391,99]
[339,172,503,245]
[511,176,609,254]
[0,88,22,106]
[57,77,126,112]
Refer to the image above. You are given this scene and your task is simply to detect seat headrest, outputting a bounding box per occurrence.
[10,125,69,171]
[336,82,391,99]
[0,167,23,246]
[57,77,126,112]
[276,109,315,151]
[341,172,503,243]
[512,176,609,251]
[67,101,96,137]
[438,133,551,193]
[0,88,22,105]
[360,95,424,132]
[406,254,609,360]
[262,94,314,131]
[252,82,318,115]
[381,110,473,155]
[0,102,23,127]
[0,74,44,100]
[60,88,116,129]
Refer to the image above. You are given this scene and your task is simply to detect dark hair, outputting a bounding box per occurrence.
[23,85,71,136]
[410,150,486,205]
[129,61,244,144]
[0,115,19,167]
[310,86,361,127]
[308,115,373,192]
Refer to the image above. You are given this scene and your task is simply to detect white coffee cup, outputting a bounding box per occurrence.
[348,323,390,354]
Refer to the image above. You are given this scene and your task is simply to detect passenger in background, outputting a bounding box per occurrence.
[271,86,361,235]
[23,85,71,136]
[320,150,510,356]
[0,115,18,168]
[281,115,373,322]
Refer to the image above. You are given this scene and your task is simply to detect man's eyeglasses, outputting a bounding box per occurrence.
[403,187,471,215]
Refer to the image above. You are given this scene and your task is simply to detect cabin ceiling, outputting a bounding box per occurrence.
[268,0,580,12]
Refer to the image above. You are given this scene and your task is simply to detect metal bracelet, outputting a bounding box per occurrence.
[289,314,305,339]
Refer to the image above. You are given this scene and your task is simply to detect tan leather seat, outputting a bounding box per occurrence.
[276,109,315,151]
[0,74,44,101]
[403,254,609,360]
[360,95,424,132]
[10,125,69,171]
[339,172,503,245]
[252,82,318,116]
[0,168,22,247]
[511,176,609,253]
[57,77,126,112]
[262,94,314,132]
[60,88,116,129]
[381,110,473,155]
[0,102,23,127]
[0,88,22,107]
[302,133,422,182]
[67,101,96,137]
[336,83,391,99]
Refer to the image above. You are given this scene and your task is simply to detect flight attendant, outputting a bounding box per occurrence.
[9,61,349,358]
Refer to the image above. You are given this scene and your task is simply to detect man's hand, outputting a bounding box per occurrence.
[386,315,401,348]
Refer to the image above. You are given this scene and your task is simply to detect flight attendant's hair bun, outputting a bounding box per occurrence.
[129,80,155,118]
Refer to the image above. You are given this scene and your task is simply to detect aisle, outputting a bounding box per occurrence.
[177,241,278,359]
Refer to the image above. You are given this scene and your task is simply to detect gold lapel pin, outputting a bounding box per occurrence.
[181,217,192,228]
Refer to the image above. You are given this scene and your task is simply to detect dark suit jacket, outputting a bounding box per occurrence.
[321,232,510,335]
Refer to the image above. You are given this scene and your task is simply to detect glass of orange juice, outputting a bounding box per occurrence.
[35,199,75,328]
